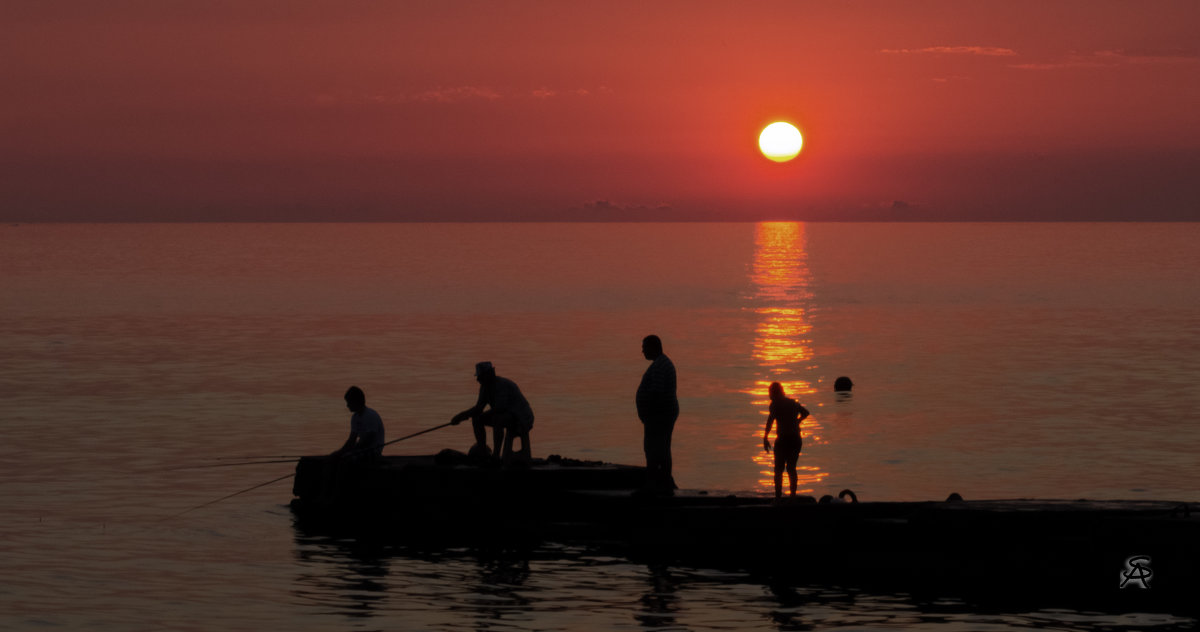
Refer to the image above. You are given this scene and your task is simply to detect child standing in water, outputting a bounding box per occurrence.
[762,382,810,498]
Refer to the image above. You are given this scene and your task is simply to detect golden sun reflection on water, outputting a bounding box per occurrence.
[753,308,812,369]
[744,223,827,495]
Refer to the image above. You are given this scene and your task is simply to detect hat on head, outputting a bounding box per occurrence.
[475,361,495,376]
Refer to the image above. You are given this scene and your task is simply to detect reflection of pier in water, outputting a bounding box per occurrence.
[744,223,827,494]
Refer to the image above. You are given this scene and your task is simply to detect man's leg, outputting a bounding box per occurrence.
[515,427,531,459]
[643,421,673,493]
[501,432,512,458]
[486,411,515,460]
[507,419,531,462]
[492,425,506,458]
[643,427,658,484]
[470,416,488,448]
[661,423,674,488]
[474,410,505,457]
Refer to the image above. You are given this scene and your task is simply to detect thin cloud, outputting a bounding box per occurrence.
[311,86,501,106]
[313,85,600,106]
[882,46,1017,56]
[413,86,502,103]
[532,87,594,98]
[1012,49,1200,70]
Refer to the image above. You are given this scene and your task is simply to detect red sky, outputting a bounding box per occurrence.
[3,1,1199,221]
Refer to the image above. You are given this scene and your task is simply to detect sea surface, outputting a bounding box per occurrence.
[2,222,1198,630]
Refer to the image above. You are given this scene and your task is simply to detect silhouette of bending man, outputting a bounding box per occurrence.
[636,335,679,494]
[451,362,534,462]
[762,382,810,498]
[332,386,385,460]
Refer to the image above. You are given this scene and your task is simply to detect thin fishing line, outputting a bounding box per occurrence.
[159,472,295,522]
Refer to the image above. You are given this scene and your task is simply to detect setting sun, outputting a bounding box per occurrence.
[758,122,804,162]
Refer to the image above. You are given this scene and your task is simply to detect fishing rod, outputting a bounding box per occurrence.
[213,455,307,461]
[334,421,455,458]
[210,422,454,461]
[163,459,299,471]
[159,472,295,522]
[381,421,453,448]
[160,421,455,519]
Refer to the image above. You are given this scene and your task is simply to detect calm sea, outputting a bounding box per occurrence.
[2,222,1198,630]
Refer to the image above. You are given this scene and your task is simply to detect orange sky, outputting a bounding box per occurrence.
[3,1,1199,221]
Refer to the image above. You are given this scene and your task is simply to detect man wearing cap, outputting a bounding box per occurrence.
[451,362,535,462]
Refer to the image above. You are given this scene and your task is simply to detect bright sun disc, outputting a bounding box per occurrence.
[758,122,803,162]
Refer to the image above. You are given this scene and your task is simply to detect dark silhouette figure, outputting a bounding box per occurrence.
[762,382,810,498]
[636,335,679,494]
[451,361,534,463]
[833,376,854,392]
[946,492,964,503]
[332,386,385,460]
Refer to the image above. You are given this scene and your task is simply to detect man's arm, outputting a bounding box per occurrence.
[763,412,776,451]
[332,430,359,456]
[451,408,480,424]
[451,386,489,424]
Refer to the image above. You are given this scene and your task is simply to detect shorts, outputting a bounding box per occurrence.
[773,434,802,462]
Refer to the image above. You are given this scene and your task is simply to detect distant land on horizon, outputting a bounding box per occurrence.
[9,216,1200,224]
[4,148,1198,223]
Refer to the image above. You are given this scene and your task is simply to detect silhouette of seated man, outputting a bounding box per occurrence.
[451,362,534,463]
[762,382,810,498]
[331,385,385,460]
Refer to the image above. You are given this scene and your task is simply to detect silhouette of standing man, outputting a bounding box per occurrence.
[637,335,678,494]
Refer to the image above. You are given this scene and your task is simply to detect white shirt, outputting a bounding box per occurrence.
[350,406,385,452]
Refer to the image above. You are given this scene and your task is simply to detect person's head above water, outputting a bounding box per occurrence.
[833,376,854,392]
[641,335,663,360]
[344,385,366,413]
[768,381,785,401]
